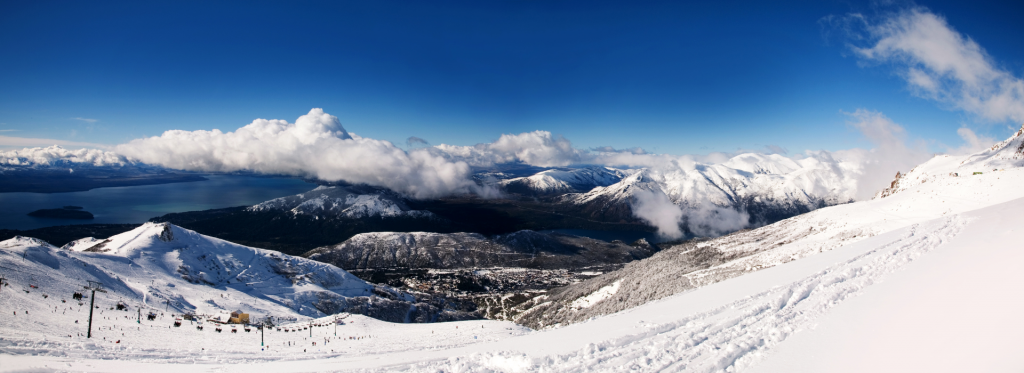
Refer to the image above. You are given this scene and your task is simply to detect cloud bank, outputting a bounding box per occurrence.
[0,145,127,167]
[115,109,475,199]
[434,131,581,168]
[849,7,1024,124]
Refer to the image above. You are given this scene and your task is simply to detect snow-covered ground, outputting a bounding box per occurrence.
[3,129,1023,372]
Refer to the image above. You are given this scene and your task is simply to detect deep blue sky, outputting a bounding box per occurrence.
[1,0,1022,155]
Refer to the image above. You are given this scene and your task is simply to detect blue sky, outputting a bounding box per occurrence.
[1,0,1022,155]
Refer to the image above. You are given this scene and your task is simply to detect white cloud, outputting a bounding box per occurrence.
[850,7,1024,124]
[949,127,997,155]
[114,108,476,199]
[72,117,99,123]
[0,145,127,167]
[434,131,581,168]
[683,200,750,238]
[631,189,684,239]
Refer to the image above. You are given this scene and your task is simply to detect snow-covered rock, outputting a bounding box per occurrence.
[247,185,434,219]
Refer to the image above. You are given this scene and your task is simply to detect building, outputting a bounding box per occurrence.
[228,310,249,324]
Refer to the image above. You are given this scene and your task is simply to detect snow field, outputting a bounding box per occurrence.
[750,197,1024,373]
[386,211,975,372]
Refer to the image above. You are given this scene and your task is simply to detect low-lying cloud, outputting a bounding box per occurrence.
[631,189,685,239]
[0,145,127,167]
[434,131,581,167]
[840,109,931,200]
[115,109,475,199]
[632,189,751,239]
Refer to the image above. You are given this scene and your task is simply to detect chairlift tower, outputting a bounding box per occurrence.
[83,281,107,338]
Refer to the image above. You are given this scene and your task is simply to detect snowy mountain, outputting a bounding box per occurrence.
[502,129,1024,329]
[498,167,636,196]
[0,222,478,324]
[6,133,1024,371]
[305,230,658,271]
[560,152,857,234]
[247,185,434,219]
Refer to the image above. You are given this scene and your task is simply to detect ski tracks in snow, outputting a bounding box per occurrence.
[397,214,970,373]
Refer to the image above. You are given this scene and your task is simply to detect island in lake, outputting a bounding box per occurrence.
[27,207,95,220]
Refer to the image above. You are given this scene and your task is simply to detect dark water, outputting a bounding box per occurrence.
[0,175,316,230]
[539,228,672,244]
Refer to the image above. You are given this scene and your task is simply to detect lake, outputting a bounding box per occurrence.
[0,175,316,230]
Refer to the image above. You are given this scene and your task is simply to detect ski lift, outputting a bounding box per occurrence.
[72,292,83,301]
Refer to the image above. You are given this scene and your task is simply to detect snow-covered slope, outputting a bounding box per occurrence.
[875,123,1024,198]
[0,222,371,318]
[498,167,636,195]
[60,236,105,251]
[247,185,434,219]
[0,222,477,325]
